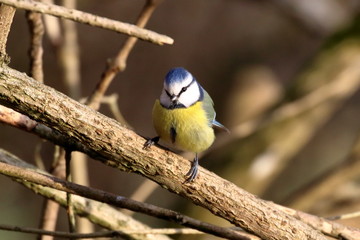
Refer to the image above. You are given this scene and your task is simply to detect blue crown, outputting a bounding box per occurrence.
[165,67,191,85]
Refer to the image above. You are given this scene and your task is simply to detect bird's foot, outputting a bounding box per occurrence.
[143,136,160,150]
[185,155,199,183]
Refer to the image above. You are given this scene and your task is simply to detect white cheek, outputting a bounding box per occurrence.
[178,84,200,107]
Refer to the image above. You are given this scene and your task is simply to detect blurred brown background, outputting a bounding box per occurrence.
[1,0,360,239]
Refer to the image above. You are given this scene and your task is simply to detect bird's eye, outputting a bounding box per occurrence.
[180,86,188,93]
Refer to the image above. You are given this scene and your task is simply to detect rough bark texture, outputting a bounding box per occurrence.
[0,66,326,240]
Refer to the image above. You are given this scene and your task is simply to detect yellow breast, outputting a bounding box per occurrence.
[152,100,215,153]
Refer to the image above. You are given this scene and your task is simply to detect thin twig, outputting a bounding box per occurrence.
[86,0,163,110]
[0,224,233,238]
[0,161,252,240]
[101,94,130,125]
[0,3,15,62]
[327,211,360,221]
[0,105,38,130]
[59,0,81,100]
[38,200,61,240]
[38,146,64,240]
[26,8,44,82]
[65,150,76,235]
[34,141,46,171]
[0,0,173,45]
[0,223,133,239]
[123,179,158,216]
[42,0,61,46]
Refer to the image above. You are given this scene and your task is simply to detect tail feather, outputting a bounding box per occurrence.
[212,120,230,133]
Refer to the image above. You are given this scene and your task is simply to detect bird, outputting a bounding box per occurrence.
[143,67,228,182]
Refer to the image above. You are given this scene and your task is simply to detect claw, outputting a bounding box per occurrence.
[185,154,199,183]
[143,136,160,150]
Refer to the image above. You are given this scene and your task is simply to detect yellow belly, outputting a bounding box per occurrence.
[152,100,215,153]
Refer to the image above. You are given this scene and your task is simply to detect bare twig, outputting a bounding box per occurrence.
[0,161,252,240]
[123,179,158,216]
[0,223,140,239]
[38,200,61,240]
[65,150,76,235]
[0,105,38,130]
[38,146,64,240]
[0,3,15,62]
[0,224,247,238]
[86,0,163,110]
[26,8,44,82]
[59,0,80,100]
[101,94,130,125]
[327,211,360,221]
[42,0,61,46]
[114,0,164,71]
[0,0,173,45]
[34,141,46,171]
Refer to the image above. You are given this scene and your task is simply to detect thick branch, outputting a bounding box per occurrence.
[0,65,327,240]
[0,0,173,45]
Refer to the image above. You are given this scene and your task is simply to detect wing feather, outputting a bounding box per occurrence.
[202,89,229,133]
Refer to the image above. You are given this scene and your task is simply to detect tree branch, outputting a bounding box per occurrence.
[0,0,173,45]
[275,205,360,240]
[0,66,330,240]
[0,104,37,130]
[0,223,136,239]
[0,3,15,62]
[0,161,252,240]
[0,223,244,239]
[26,8,44,82]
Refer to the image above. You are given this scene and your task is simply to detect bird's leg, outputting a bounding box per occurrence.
[185,153,199,182]
[143,136,160,150]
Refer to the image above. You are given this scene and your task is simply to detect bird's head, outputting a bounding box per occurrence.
[160,67,203,109]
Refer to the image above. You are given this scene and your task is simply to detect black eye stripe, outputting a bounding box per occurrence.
[165,89,172,98]
[165,78,196,100]
[178,78,195,97]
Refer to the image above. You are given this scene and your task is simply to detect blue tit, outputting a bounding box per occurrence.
[144,67,228,182]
